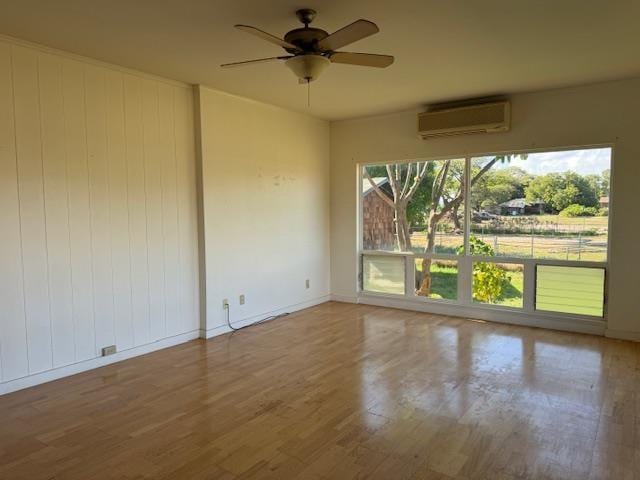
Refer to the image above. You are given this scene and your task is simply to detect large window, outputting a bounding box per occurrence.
[360,147,611,319]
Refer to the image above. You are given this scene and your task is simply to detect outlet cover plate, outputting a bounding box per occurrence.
[102,345,117,356]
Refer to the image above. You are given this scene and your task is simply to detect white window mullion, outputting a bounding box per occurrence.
[458,255,473,306]
[463,157,471,256]
[405,254,414,298]
[461,157,473,305]
[523,259,536,312]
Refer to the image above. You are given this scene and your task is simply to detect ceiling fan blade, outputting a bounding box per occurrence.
[330,52,394,68]
[235,25,300,51]
[220,56,291,68]
[318,19,379,51]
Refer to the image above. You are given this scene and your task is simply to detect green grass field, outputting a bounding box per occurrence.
[424,263,458,300]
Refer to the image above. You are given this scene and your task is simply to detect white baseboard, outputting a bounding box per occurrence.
[201,294,331,339]
[358,294,606,336]
[0,330,201,396]
[330,294,358,303]
[605,329,640,342]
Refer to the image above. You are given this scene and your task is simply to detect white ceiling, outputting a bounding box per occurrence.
[1,0,639,120]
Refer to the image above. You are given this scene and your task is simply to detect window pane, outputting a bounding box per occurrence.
[414,259,458,300]
[470,148,611,261]
[536,266,605,317]
[472,262,523,308]
[362,255,405,295]
[362,159,465,255]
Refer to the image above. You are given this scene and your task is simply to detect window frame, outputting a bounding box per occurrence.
[356,144,614,325]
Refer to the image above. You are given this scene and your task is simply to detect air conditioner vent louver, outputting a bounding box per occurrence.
[418,101,510,139]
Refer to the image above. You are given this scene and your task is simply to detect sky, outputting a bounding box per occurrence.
[478,147,611,176]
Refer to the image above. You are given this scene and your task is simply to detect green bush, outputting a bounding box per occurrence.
[472,262,510,303]
[457,236,510,303]
[584,207,599,216]
[559,204,598,217]
[597,207,609,217]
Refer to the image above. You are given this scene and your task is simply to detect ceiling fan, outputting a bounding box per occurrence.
[221,9,394,84]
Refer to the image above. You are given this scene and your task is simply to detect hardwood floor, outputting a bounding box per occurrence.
[0,302,639,479]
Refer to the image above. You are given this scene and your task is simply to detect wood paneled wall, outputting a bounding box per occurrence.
[0,40,199,383]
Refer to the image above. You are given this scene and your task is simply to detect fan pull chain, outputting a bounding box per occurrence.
[307,79,311,108]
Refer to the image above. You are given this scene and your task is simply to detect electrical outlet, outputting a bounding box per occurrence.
[223,299,229,309]
[102,345,116,356]
[305,279,310,289]
[239,294,245,305]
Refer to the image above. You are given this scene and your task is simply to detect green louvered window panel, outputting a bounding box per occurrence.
[536,265,605,317]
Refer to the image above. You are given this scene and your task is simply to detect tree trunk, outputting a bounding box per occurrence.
[416,212,439,296]
[393,202,412,252]
[450,204,462,232]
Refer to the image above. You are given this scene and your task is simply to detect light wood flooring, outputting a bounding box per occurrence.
[1,302,639,479]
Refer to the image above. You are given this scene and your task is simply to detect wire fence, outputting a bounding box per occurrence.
[472,233,607,260]
[409,227,608,261]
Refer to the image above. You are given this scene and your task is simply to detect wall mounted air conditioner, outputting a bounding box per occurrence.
[418,101,510,139]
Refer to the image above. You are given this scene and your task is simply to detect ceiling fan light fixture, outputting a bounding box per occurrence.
[285,54,330,83]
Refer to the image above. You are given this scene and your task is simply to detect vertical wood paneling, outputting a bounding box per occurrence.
[63,58,96,361]
[0,38,198,388]
[158,84,180,337]
[38,52,75,367]
[123,75,151,347]
[141,81,166,341]
[174,87,199,333]
[0,43,29,381]
[12,45,53,374]
[106,71,134,351]
[85,65,115,351]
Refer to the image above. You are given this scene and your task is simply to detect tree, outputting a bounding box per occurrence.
[416,155,524,296]
[584,174,603,199]
[364,162,431,251]
[600,169,610,196]
[442,161,465,231]
[471,167,533,211]
[525,172,599,212]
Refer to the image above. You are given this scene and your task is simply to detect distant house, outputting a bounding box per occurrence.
[599,196,609,208]
[362,177,395,250]
[499,198,545,215]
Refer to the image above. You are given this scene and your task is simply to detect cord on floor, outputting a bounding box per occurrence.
[225,304,290,332]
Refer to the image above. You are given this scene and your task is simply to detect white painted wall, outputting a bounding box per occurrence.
[330,77,640,340]
[0,38,200,392]
[196,86,330,335]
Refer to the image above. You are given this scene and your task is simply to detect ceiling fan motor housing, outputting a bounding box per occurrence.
[283,28,329,54]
